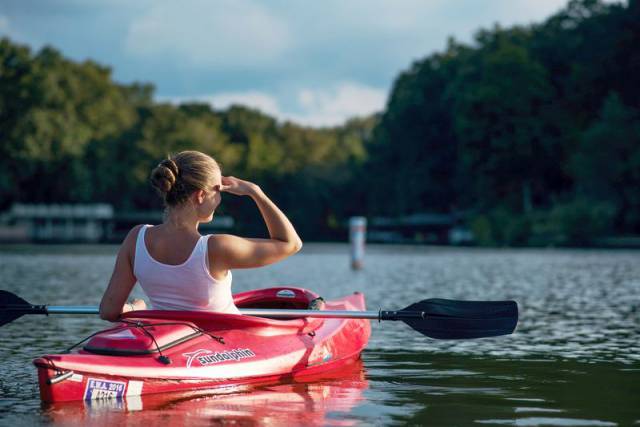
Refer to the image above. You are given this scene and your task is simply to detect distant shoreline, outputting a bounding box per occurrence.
[2,237,640,252]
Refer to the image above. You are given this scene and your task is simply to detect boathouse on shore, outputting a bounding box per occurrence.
[0,204,235,243]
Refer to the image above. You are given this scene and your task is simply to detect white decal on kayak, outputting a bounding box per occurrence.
[126,380,143,397]
[183,348,256,368]
[276,289,296,298]
[70,374,83,382]
[84,378,126,400]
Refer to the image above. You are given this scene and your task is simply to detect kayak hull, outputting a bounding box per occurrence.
[34,288,370,403]
[42,359,368,426]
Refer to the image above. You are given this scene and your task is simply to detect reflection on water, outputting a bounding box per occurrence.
[35,353,639,426]
[42,361,368,426]
[363,351,638,426]
[1,244,639,426]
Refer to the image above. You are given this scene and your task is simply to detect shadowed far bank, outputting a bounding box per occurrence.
[0,203,639,248]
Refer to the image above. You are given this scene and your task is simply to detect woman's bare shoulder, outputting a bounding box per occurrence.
[125,224,145,241]
[207,233,242,260]
[207,233,234,250]
[120,224,146,252]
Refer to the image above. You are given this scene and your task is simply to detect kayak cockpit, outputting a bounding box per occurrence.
[116,287,326,336]
[233,287,321,311]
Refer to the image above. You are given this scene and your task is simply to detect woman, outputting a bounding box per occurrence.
[99,150,302,321]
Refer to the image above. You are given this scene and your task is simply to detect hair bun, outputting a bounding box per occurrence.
[160,159,179,177]
[150,158,179,194]
[150,151,220,207]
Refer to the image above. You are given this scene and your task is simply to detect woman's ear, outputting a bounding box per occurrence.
[195,189,206,204]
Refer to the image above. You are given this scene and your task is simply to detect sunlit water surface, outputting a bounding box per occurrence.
[1,244,638,426]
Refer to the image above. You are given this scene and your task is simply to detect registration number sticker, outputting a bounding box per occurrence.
[84,378,126,400]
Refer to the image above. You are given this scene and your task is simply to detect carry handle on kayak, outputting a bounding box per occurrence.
[0,290,518,340]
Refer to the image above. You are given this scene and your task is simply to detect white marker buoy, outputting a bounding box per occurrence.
[349,217,367,270]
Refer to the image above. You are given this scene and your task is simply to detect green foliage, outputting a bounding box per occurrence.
[0,39,141,206]
[452,28,555,212]
[539,199,615,246]
[570,93,640,230]
[469,215,494,246]
[0,38,373,238]
[368,0,639,241]
[470,199,614,247]
[470,209,531,247]
[366,43,460,216]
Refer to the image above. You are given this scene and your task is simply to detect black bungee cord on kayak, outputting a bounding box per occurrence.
[64,324,130,354]
[124,320,172,365]
[121,320,226,345]
[124,320,226,365]
[64,319,225,365]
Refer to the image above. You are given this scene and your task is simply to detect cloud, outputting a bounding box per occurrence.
[307,0,571,33]
[293,83,387,127]
[3,0,585,99]
[0,13,37,48]
[124,0,291,67]
[159,91,283,118]
[0,14,24,41]
[493,0,571,24]
[157,82,387,127]
[210,92,283,117]
[0,15,9,33]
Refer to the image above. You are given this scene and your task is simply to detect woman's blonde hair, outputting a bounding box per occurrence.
[150,151,220,206]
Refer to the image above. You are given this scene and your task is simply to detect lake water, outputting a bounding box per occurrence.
[0,244,638,426]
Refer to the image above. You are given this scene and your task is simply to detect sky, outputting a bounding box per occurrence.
[0,0,576,127]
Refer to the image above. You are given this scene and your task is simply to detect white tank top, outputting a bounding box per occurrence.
[133,225,240,314]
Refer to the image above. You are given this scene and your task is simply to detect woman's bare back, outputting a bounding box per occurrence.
[143,225,201,266]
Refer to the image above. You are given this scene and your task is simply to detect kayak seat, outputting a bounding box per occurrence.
[233,287,321,313]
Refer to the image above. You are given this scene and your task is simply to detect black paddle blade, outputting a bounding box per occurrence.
[402,298,518,339]
[0,290,42,326]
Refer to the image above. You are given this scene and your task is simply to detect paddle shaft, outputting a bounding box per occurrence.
[1,290,518,339]
[39,305,424,320]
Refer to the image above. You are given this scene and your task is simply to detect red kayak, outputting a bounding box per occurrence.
[33,287,371,403]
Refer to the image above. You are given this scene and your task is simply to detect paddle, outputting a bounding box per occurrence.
[0,290,518,339]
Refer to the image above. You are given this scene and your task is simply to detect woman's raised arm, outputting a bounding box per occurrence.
[209,176,302,271]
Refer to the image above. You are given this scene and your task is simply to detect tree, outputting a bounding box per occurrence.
[452,28,554,213]
[571,93,640,231]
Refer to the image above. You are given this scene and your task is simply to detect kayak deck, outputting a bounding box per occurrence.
[34,287,371,402]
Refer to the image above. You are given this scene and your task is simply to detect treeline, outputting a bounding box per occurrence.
[1,0,638,245]
[367,0,640,245]
[0,37,375,239]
